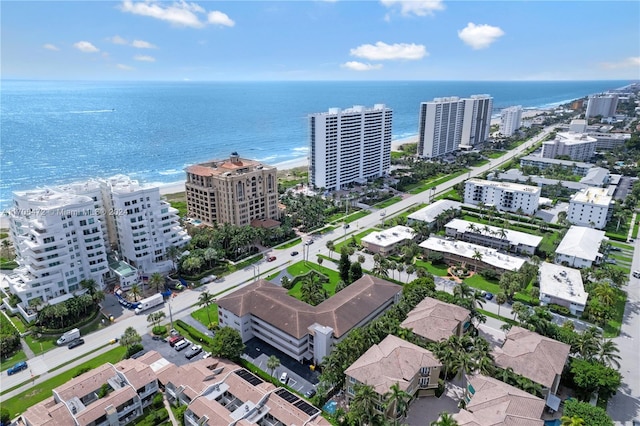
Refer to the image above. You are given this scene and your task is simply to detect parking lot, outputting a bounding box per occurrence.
[138,333,205,367]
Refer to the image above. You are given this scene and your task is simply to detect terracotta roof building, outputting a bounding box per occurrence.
[185,152,279,226]
[401,297,471,342]
[344,335,442,419]
[492,326,570,395]
[454,374,545,425]
[217,275,402,364]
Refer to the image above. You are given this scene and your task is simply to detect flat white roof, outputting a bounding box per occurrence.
[445,218,543,249]
[556,132,597,145]
[539,262,588,306]
[555,226,607,261]
[570,187,612,206]
[466,178,540,195]
[520,155,592,169]
[407,200,462,224]
[362,225,415,248]
[419,237,526,271]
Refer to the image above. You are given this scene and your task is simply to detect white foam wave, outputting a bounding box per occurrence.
[69,109,115,114]
[158,169,183,176]
[292,146,309,152]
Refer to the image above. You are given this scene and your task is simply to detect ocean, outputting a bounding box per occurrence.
[0,80,630,210]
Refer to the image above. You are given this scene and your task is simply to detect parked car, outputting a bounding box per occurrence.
[304,388,317,398]
[484,292,494,301]
[174,339,191,352]
[168,335,184,347]
[267,256,276,262]
[291,251,299,256]
[610,246,621,251]
[279,372,288,384]
[605,259,617,264]
[7,361,28,376]
[68,338,85,349]
[633,270,640,279]
[185,345,203,359]
[305,240,314,246]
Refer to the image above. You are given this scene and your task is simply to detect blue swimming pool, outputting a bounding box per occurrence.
[544,420,560,426]
[323,400,337,414]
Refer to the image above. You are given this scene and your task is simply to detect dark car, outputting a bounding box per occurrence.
[304,388,317,399]
[267,256,276,262]
[68,338,85,349]
[7,361,28,375]
[291,251,299,256]
[484,292,494,300]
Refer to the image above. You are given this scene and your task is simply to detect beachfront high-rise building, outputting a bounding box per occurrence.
[309,104,392,191]
[541,132,597,161]
[6,176,190,319]
[464,178,541,215]
[418,95,493,158]
[185,153,279,227]
[585,94,618,118]
[499,105,523,137]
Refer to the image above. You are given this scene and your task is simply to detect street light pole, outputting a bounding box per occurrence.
[168,299,174,330]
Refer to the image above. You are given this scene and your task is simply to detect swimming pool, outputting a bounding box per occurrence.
[323,400,337,414]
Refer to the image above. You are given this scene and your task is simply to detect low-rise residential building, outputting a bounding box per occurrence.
[420,237,527,274]
[454,374,545,425]
[592,132,631,150]
[444,218,543,255]
[360,225,415,255]
[464,179,540,215]
[555,226,607,268]
[401,297,471,343]
[21,357,159,426]
[578,167,611,187]
[344,335,442,419]
[541,132,597,162]
[538,263,588,315]
[519,155,593,176]
[568,187,613,229]
[406,199,462,228]
[492,326,571,396]
[216,276,402,365]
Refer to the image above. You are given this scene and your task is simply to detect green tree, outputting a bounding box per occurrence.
[211,326,245,361]
[326,240,335,259]
[430,412,459,426]
[149,273,165,293]
[300,274,327,306]
[1,407,11,426]
[347,383,382,426]
[129,284,142,302]
[570,358,622,400]
[146,311,166,327]
[120,326,142,348]
[165,245,181,271]
[561,416,585,426]
[596,338,621,369]
[349,262,363,283]
[384,383,412,420]
[339,247,352,283]
[495,292,507,317]
[266,355,280,377]
[198,291,216,326]
[563,399,613,426]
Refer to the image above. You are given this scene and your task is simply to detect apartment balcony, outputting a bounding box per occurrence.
[184,413,200,426]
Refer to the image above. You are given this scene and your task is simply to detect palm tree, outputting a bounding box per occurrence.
[349,383,381,426]
[165,245,181,271]
[466,223,478,234]
[430,412,459,426]
[384,383,412,420]
[596,338,621,369]
[471,249,483,272]
[129,284,142,302]
[495,292,507,317]
[560,415,585,426]
[80,279,98,296]
[119,326,142,348]
[373,258,390,278]
[149,273,164,293]
[326,240,335,259]
[198,291,216,326]
[266,355,280,377]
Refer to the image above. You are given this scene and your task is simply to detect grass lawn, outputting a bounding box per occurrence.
[434,189,463,202]
[343,210,370,224]
[373,196,403,209]
[1,350,28,372]
[191,304,219,328]
[286,262,341,299]
[485,151,506,159]
[414,260,450,277]
[633,221,639,239]
[334,228,378,253]
[23,334,58,356]
[275,238,302,250]
[604,289,627,337]
[609,241,634,251]
[464,274,501,293]
[407,170,469,195]
[230,254,263,272]
[470,159,490,168]
[2,346,127,416]
[8,315,27,333]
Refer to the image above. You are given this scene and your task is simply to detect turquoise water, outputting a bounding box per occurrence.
[1,80,629,209]
[323,400,337,414]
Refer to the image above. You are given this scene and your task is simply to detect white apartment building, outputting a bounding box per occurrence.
[585,94,618,118]
[539,262,588,316]
[541,132,597,162]
[592,132,631,150]
[569,119,588,133]
[519,155,593,176]
[6,176,190,319]
[499,105,523,137]
[568,187,613,229]
[464,179,541,215]
[444,218,543,255]
[555,226,607,268]
[418,95,493,158]
[309,104,392,191]
[102,175,190,273]
[6,188,110,319]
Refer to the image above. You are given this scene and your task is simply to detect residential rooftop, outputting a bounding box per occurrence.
[554,131,598,145]
[492,326,571,389]
[360,225,415,248]
[407,199,462,224]
[570,187,612,206]
[401,297,470,342]
[519,155,593,170]
[186,153,275,178]
[445,218,543,249]
[555,226,607,262]
[466,178,541,194]
[539,262,588,307]
[419,237,527,272]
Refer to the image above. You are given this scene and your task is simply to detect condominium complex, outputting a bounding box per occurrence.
[308,104,392,191]
[464,179,541,215]
[6,176,189,319]
[360,225,415,255]
[568,119,631,150]
[568,187,613,229]
[185,153,279,226]
[539,262,588,315]
[519,155,593,176]
[585,94,618,118]
[499,105,523,137]
[541,132,597,162]
[555,226,607,268]
[418,95,493,158]
[444,218,543,255]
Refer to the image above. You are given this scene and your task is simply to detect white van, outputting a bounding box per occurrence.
[56,328,81,346]
[174,339,190,352]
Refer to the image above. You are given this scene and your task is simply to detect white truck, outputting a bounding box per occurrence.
[57,328,80,345]
[134,293,164,315]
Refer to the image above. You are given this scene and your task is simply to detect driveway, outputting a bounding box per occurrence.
[404,383,462,426]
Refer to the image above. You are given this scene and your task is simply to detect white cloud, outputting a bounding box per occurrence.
[350,42,427,61]
[380,0,444,17]
[207,11,235,27]
[108,35,128,45]
[600,56,640,69]
[43,43,59,51]
[120,0,234,29]
[73,41,100,53]
[458,23,505,50]
[132,39,157,49]
[342,61,383,71]
[117,64,135,70]
[134,55,156,62]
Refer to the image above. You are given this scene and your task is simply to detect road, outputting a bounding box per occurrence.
[0,125,556,397]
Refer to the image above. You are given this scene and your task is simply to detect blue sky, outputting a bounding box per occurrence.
[2,1,639,81]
